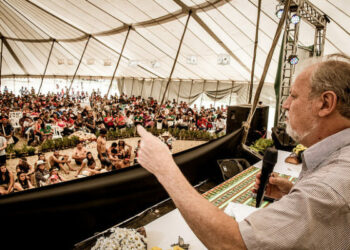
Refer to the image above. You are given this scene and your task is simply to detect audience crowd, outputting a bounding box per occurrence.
[0,88,227,195]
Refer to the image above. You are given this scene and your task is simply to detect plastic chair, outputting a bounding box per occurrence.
[52,125,63,139]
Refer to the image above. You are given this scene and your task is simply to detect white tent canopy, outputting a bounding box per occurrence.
[1,0,349,81]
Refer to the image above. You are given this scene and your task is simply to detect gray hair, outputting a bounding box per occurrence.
[309,53,350,119]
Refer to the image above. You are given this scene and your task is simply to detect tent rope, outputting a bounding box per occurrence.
[106,26,132,97]
[248,0,262,104]
[160,10,192,106]
[241,0,291,145]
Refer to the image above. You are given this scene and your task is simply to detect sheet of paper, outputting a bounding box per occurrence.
[145,209,206,250]
[224,202,259,222]
[254,150,302,178]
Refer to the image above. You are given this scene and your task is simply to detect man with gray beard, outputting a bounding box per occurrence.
[136,54,350,250]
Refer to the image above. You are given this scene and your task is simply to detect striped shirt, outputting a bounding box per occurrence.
[239,128,350,250]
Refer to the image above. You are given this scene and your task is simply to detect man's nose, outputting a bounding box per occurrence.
[282,96,291,110]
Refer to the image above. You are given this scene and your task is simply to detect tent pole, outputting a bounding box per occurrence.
[229,81,234,106]
[106,26,131,97]
[131,77,135,97]
[177,80,182,103]
[140,78,145,98]
[242,0,291,145]
[150,78,155,98]
[189,80,193,104]
[38,40,55,94]
[158,80,163,102]
[200,80,206,107]
[121,77,125,95]
[214,80,219,107]
[68,35,91,93]
[160,11,192,106]
[248,0,262,104]
[0,37,3,88]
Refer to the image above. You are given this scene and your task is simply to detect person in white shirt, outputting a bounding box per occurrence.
[215,115,226,133]
[0,132,7,166]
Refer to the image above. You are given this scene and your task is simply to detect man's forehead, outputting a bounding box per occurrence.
[291,65,315,90]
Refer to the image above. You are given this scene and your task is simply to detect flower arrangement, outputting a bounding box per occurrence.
[92,227,147,250]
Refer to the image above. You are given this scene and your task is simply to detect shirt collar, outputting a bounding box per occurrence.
[302,128,350,171]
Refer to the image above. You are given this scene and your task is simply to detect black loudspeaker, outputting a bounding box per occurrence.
[272,126,297,151]
[217,158,250,180]
[226,105,269,145]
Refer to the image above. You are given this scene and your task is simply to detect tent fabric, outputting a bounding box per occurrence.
[1,0,350,83]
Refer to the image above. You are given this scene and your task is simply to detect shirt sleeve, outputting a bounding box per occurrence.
[238,179,346,250]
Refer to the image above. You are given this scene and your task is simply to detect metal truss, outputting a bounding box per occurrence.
[276,0,328,127]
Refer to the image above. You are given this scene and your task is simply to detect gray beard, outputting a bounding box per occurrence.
[286,120,316,144]
[286,122,301,143]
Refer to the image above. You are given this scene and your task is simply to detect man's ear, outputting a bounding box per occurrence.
[318,91,338,117]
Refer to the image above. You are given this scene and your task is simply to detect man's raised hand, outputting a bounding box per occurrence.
[136,125,177,179]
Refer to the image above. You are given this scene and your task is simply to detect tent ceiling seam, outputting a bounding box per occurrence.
[0,35,28,74]
[173,0,251,81]
[4,0,226,42]
[0,6,50,71]
[194,0,275,79]
[4,0,101,75]
[153,0,246,80]
[26,0,162,78]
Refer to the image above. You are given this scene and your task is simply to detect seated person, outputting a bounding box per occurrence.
[215,115,226,133]
[74,113,85,131]
[47,168,64,185]
[159,131,174,151]
[1,116,19,145]
[72,142,87,166]
[0,165,14,195]
[143,112,154,128]
[197,116,208,130]
[16,158,34,178]
[76,152,102,177]
[85,112,96,133]
[115,112,126,129]
[14,171,34,191]
[49,150,74,174]
[35,160,50,187]
[40,122,53,142]
[133,112,143,127]
[134,139,141,164]
[108,148,123,170]
[107,142,118,157]
[22,117,34,136]
[103,112,114,130]
[117,140,132,159]
[0,132,7,166]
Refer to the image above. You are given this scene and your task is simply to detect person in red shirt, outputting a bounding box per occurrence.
[197,116,208,130]
[115,112,126,129]
[104,112,114,130]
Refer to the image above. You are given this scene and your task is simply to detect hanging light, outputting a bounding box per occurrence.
[128,60,139,67]
[151,60,161,68]
[276,8,284,19]
[57,58,64,65]
[186,55,197,65]
[288,55,299,65]
[217,54,230,65]
[67,59,74,65]
[104,59,112,66]
[87,58,95,65]
[290,14,301,24]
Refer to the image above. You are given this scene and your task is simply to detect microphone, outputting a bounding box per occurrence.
[255,147,278,208]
